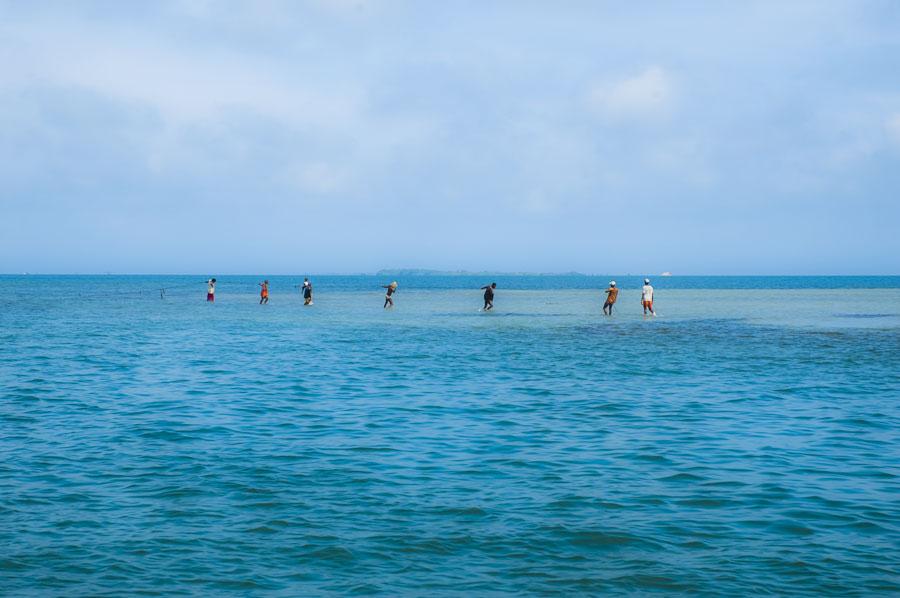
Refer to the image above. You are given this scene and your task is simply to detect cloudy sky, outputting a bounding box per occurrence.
[2,1,899,274]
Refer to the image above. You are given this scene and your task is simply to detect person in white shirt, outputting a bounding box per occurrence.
[206,278,216,303]
[641,278,655,316]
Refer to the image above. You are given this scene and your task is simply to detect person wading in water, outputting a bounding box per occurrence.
[603,281,618,315]
[641,278,656,316]
[259,280,269,304]
[383,281,398,308]
[481,282,497,311]
[302,278,313,305]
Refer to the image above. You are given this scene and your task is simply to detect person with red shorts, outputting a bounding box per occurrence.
[641,278,655,316]
[259,280,269,304]
[206,278,216,302]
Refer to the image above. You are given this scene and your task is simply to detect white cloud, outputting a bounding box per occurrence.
[588,66,673,123]
[42,38,362,131]
[0,17,441,195]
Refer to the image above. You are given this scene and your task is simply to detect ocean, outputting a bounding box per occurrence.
[2,275,899,595]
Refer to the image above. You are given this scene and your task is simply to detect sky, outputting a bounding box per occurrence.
[1,0,899,275]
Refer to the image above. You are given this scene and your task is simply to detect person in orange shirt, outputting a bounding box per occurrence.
[603,281,618,315]
[259,280,269,304]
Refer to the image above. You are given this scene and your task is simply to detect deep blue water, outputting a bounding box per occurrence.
[5,274,900,294]
[2,276,899,595]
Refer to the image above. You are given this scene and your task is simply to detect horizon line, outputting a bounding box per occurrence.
[3,272,900,277]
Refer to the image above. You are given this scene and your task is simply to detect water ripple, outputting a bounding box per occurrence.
[1,283,899,595]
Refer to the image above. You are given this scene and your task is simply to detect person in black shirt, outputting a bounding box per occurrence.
[481,282,497,311]
[302,278,313,305]
[383,281,398,308]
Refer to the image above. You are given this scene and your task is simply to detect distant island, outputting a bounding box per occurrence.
[376,269,589,277]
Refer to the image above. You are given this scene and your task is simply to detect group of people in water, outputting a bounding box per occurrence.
[207,277,315,305]
[602,279,656,316]
[204,277,658,315]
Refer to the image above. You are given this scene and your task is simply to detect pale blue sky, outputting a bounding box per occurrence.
[2,1,899,274]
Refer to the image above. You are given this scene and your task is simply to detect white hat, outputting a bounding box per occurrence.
[644,278,650,284]
[609,281,616,286]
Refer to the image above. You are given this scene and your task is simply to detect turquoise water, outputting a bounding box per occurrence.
[2,275,899,595]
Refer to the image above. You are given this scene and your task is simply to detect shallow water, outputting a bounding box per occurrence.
[2,276,899,595]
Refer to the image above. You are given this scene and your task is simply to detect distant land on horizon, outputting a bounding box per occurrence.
[7,270,900,278]
[376,269,592,277]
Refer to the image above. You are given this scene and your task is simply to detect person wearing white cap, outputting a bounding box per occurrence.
[603,281,618,315]
[641,278,656,316]
[302,277,313,305]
